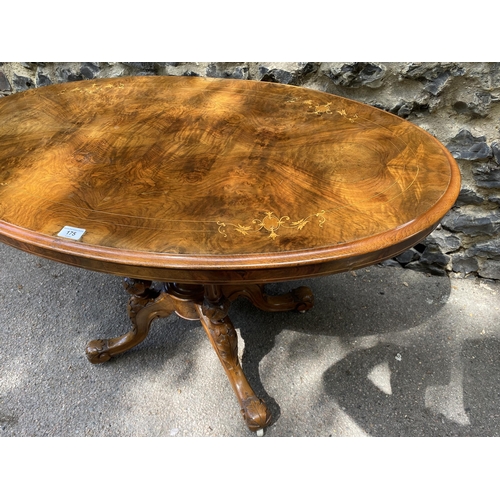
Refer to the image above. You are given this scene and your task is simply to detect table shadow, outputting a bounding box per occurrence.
[227,268,454,432]
[320,336,500,436]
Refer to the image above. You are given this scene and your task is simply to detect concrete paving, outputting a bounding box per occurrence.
[1,242,499,437]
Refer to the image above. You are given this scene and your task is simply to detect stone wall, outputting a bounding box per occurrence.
[1,62,499,279]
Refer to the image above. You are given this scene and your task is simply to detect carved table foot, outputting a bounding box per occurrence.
[222,283,314,312]
[86,278,175,364]
[196,285,272,432]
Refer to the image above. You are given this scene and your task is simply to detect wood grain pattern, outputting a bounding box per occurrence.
[0,76,460,284]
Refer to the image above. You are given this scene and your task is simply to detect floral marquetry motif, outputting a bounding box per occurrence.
[337,109,359,122]
[218,211,327,240]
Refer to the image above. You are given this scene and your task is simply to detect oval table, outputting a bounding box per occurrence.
[0,76,460,434]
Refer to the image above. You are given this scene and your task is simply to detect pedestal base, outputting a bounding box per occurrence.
[86,280,314,433]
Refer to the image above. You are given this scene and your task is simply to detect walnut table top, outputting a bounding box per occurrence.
[0,76,461,434]
[0,75,460,284]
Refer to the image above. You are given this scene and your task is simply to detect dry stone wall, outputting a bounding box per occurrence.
[1,62,499,279]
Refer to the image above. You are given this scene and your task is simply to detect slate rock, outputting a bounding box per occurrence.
[453,92,492,118]
[489,62,500,87]
[232,66,249,80]
[0,71,11,93]
[55,68,83,83]
[258,62,318,85]
[472,163,500,188]
[396,103,413,118]
[402,62,465,81]
[402,63,464,95]
[451,253,479,275]
[324,62,386,88]
[123,62,156,73]
[489,195,500,205]
[404,244,451,276]
[390,101,430,118]
[13,74,35,91]
[466,237,500,259]
[420,246,451,267]
[395,248,421,264]
[424,71,451,96]
[456,187,484,206]
[478,260,500,280]
[80,63,100,80]
[299,62,319,75]
[424,228,462,253]
[206,63,249,80]
[36,73,52,87]
[151,62,179,68]
[491,142,500,164]
[390,101,417,118]
[258,66,296,85]
[446,130,492,161]
[457,187,484,206]
[441,208,500,236]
